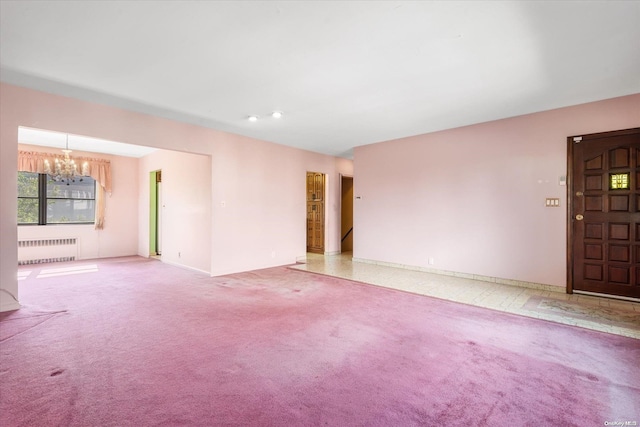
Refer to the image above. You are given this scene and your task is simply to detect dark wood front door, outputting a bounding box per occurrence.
[307,172,325,253]
[568,127,640,299]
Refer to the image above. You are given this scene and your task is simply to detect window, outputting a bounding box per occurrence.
[610,173,629,190]
[18,172,96,225]
[17,172,39,225]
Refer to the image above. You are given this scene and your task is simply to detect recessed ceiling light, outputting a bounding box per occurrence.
[248,115,258,122]
[272,111,283,119]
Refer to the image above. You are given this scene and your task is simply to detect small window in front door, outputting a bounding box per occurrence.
[609,173,629,190]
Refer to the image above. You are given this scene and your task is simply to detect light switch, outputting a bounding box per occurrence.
[545,198,560,207]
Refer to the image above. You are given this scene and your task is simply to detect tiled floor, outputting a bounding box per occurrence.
[291,252,640,339]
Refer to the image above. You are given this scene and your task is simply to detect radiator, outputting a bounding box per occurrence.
[18,238,78,265]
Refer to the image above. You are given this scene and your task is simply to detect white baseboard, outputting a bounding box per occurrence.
[160,259,211,275]
[352,258,564,293]
[0,300,21,312]
[324,251,341,256]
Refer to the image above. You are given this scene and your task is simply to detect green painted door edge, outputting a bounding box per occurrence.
[149,171,157,255]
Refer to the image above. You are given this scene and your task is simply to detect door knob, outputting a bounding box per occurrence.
[576,214,584,221]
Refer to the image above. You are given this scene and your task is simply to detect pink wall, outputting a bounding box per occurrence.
[354,94,640,287]
[138,149,212,273]
[1,109,21,311]
[17,144,139,260]
[0,83,352,311]
[209,131,353,275]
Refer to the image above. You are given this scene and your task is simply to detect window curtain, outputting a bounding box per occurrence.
[18,150,112,229]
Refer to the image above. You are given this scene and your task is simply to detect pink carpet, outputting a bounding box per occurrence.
[1,257,638,426]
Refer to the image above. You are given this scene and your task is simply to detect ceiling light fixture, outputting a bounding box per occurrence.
[248,115,259,122]
[44,134,89,185]
[272,111,283,119]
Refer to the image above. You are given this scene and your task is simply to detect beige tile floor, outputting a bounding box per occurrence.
[291,252,640,339]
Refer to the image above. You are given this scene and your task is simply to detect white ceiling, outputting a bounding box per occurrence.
[1,1,639,158]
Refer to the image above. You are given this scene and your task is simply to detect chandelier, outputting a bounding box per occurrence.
[44,135,89,184]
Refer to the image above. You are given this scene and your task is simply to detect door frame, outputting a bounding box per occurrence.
[339,173,353,253]
[566,127,640,295]
[149,169,162,256]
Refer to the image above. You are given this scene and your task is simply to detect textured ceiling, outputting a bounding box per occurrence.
[1,1,639,158]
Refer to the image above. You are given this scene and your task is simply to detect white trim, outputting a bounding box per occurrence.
[352,257,564,293]
[159,259,210,276]
[0,302,21,312]
[339,173,354,254]
[0,287,20,312]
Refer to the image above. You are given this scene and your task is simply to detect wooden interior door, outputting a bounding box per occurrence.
[307,172,325,253]
[568,127,640,299]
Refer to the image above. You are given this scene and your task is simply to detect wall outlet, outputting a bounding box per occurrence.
[178,252,181,258]
[428,257,435,265]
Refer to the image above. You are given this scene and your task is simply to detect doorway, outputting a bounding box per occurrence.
[149,170,162,257]
[306,171,325,254]
[341,175,353,253]
[567,127,640,299]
